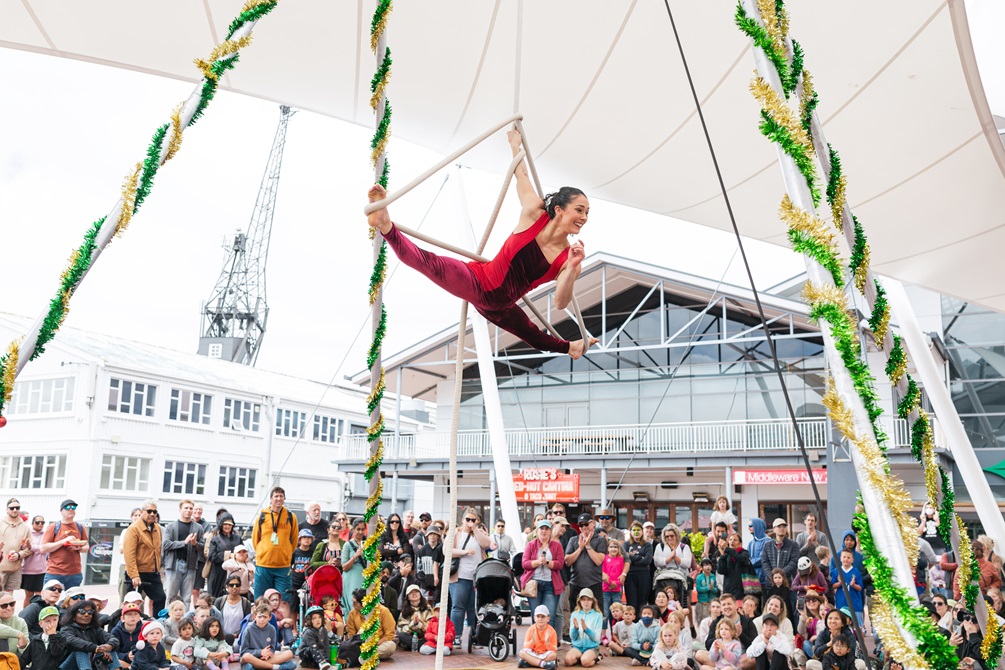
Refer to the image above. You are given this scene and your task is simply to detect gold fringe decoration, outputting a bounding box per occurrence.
[823,378,919,568]
[780,194,838,249]
[956,515,974,600]
[370,77,390,112]
[801,280,858,342]
[756,0,786,57]
[371,135,390,171]
[165,105,184,163]
[366,415,384,439]
[982,599,1002,663]
[194,35,254,81]
[240,0,273,12]
[853,246,870,294]
[918,410,939,506]
[113,163,142,239]
[366,369,385,412]
[1,340,21,405]
[871,599,930,670]
[364,476,384,512]
[872,303,891,348]
[750,77,814,156]
[370,5,392,53]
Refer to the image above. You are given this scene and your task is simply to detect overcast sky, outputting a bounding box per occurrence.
[1,0,1002,388]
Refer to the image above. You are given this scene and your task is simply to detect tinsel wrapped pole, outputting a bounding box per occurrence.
[361,2,392,669]
[0,0,280,422]
[735,1,947,666]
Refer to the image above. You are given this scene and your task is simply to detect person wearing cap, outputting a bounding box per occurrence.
[131,620,169,670]
[563,513,607,635]
[594,508,625,545]
[221,543,255,597]
[409,513,434,554]
[414,524,443,600]
[760,519,800,593]
[746,611,793,670]
[518,605,558,669]
[0,590,28,655]
[565,588,603,667]
[489,518,516,563]
[162,500,206,604]
[123,499,166,615]
[19,605,65,670]
[18,578,63,635]
[395,583,432,650]
[448,508,490,648]
[794,513,830,559]
[109,603,144,667]
[41,499,89,590]
[520,519,565,643]
[387,555,419,611]
[0,497,30,595]
[792,555,827,606]
[206,513,241,598]
[289,529,314,612]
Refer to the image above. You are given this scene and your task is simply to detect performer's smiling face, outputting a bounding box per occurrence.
[556,195,590,234]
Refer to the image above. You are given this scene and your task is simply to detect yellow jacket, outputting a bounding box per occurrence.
[346,604,396,645]
[250,506,298,569]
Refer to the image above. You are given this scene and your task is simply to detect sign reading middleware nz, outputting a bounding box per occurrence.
[732,469,828,486]
[513,468,581,503]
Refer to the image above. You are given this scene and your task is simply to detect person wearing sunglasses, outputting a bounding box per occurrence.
[60,598,122,670]
[449,508,491,648]
[122,500,167,615]
[39,499,88,590]
[0,497,31,597]
[0,592,28,652]
[22,515,49,608]
[18,578,64,635]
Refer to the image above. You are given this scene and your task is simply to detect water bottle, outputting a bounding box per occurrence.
[411,632,419,652]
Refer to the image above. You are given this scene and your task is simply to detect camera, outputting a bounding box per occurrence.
[956,610,976,623]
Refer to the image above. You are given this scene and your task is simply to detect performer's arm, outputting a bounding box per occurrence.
[508,130,545,228]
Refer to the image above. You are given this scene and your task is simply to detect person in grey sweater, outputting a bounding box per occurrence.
[238,605,295,670]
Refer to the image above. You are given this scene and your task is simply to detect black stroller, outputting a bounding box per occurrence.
[468,558,519,661]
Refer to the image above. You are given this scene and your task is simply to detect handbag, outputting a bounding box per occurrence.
[741,572,762,595]
[449,534,472,577]
[522,577,539,598]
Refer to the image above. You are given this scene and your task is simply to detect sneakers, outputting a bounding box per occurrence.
[517,661,530,669]
[541,662,557,670]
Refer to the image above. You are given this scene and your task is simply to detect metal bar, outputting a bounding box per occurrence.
[513,118,544,198]
[364,113,523,214]
[393,224,488,263]
[570,295,590,344]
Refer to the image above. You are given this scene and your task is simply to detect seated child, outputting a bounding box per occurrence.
[161,600,187,649]
[419,603,454,656]
[21,606,66,670]
[133,621,170,670]
[609,604,633,656]
[296,607,330,670]
[110,603,144,669]
[709,618,744,670]
[238,604,296,670]
[193,617,232,670]
[320,596,344,638]
[517,605,558,669]
[625,604,660,665]
[819,633,855,670]
[649,622,688,670]
[169,619,196,670]
[262,590,296,647]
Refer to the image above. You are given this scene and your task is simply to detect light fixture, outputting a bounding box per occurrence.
[692,491,709,503]
[632,491,649,502]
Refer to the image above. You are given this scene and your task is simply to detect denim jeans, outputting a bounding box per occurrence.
[254,566,292,603]
[45,572,82,589]
[602,591,621,629]
[62,651,121,670]
[449,578,476,641]
[527,579,559,639]
[243,663,295,670]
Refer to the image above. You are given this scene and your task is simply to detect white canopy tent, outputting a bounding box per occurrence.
[1,0,1002,310]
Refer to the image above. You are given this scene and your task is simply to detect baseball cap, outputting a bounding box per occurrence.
[798,556,812,572]
[60,499,78,509]
[122,603,141,614]
[772,518,787,528]
[536,519,552,530]
[43,579,64,591]
[553,517,569,527]
[125,591,144,602]
[426,525,441,536]
[762,613,779,625]
[406,584,422,596]
[534,605,550,618]
[298,529,314,538]
[577,513,594,525]
[39,606,60,621]
[643,521,656,529]
[419,512,432,521]
[234,545,249,553]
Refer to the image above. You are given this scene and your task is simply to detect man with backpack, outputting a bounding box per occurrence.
[251,487,298,603]
[40,499,89,589]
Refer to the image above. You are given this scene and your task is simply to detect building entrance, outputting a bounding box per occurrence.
[613,500,742,534]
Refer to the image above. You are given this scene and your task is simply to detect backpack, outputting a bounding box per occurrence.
[257,509,295,545]
[52,521,83,540]
[0,652,19,670]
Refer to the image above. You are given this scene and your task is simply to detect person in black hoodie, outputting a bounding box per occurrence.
[21,606,66,670]
[19,579,64,636]
[718,533,756,602]
[206,515,242,599]
[59,599,121,670]
[819,634,856,670]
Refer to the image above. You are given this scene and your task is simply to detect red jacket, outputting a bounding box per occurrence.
[953,557,1003,600]
[424,616,455,648]
[520,538,566,595]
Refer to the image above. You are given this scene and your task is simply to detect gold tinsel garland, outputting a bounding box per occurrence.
[822,378,919,568]
[919,410,939,506]
[756,0,786,58]
[366,369,386,412]
[113,163,142,238]
[166,105,185,163]
[0,341,20,405]
[956,515,974,603]
[982,599,1002,664]
[194,35,254,81]
[781,195,838,246]
[800,281,858,342]
[750,77,814,156]
[872,303,891,347]
[871,599,930,670]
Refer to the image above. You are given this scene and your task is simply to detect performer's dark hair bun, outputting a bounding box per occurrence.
[544,187,586,219]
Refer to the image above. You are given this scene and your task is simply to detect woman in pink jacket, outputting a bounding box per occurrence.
[521,520,565,638]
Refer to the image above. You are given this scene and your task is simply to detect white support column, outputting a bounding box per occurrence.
[600,467,608,509]
[489,469,497,528]
[885,279,1005,550]
[391,469,399,514]
[725,466,733,507]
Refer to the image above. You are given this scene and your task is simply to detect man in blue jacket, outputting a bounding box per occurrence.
[746,518,771,583]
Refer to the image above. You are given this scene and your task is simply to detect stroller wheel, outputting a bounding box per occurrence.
[489,631,509,662]
[515,615,522,626]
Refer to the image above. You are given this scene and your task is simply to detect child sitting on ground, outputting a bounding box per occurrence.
[20,606,66,670]
[819,633,855,670]
[296,607,331,670]
[111,603,144,669]
[419,603,454,656]
[239,604,296,670]
[517,605,558,669]
[709,618,743,670]
[626,604,660,666]
[194,617,232,670]
[608,603,631,656]
[169,619,196,670]
[133,621,170,670]
[160,600,187,649]
[649,621,688,670]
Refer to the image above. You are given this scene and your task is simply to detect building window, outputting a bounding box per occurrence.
[313,415,343,444]
[162,461,207,495]
[218,466,257,498]
[224,398,261,432]
[0,455,67,489]
[275,408,307,438]
[8,377,75,415]
[108,378,157,417]
[208,343,223,359]
[100,455,150,491]
[169,389,213,425]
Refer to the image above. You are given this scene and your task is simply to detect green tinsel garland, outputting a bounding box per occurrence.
[787,229,843,288]
[226,1,278,40]
[908,410,928,461]
[965,552,981,611]
[853,509,958,669]
[938,468,954,546]
[886,335,907,383]
[366,304,387,370]
[735,4,793,97]
[899,378,921,419]
[371,100,392,157]
[985,618,1003,670]
[759,111,821,205]
[133,124,168,213]
[368,243,388,305]
[790,40,805,97]
[191,58,239,124]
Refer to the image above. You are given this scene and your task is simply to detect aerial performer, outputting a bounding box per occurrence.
[367,129,599,358]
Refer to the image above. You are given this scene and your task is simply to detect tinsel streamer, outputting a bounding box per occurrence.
[194,34,254,81]
[869,279,890,345]
[983,599,1003,668]
[823,379,917,565]
[853,510,957,668]
[370,0,392,52]
[0,341,20,407]
[757,111,820,205]
[900,378,921,420]
[368,244,387,305]
[366,306,387,370]
[365,442,384,481]
[956,517,979,610]
[370,100,392,168]
[938,469,954,545]
[885,335,907,384]
[848,216,870,293]
[870,599,930,670]
[756,0,785,59]
[366,370,385,415]
[369,49,392,111]
[750,77,814,155]
[781,196,843,287]
[825,144,847,233]
[736,4,792,96]
[774,0,789,40]
[0,0,276,421]
[798,63,818,142]
[919,413,939,506]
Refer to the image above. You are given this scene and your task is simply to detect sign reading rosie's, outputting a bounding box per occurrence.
[513,468,580,502]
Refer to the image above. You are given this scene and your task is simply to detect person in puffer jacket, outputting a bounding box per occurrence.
[59,599,121,670]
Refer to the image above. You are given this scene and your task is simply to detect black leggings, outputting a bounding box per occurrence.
[624,647,650,663]
[624,571,651,614]
[299,646,328,669]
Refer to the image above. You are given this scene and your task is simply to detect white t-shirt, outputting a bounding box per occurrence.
[532,545,553,582]
[455,531,481,581]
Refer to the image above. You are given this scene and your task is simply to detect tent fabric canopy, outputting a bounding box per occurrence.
[2,0,1003,310]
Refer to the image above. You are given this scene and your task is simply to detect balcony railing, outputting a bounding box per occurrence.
[340,417,853,462]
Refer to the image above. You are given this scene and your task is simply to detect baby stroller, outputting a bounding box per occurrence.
[469,558,519,661]
[300,564,344,633]
[511,552,530,625]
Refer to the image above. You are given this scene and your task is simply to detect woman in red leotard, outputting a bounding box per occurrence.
[367,129,598,358]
